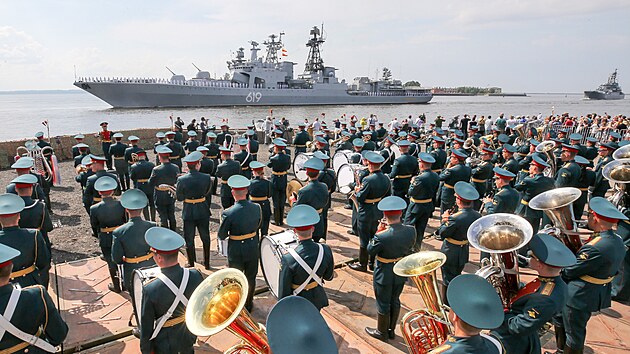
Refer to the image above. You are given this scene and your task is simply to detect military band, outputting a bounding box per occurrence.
[4,117,630,354]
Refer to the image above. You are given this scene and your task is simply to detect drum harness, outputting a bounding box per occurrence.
[287,244,324,295]
[0,287,57,353]
[149,268,190,340]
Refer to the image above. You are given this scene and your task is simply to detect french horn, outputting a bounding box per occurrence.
[394,251,451,354]
[186,268,270,354]
[468,214,533,309]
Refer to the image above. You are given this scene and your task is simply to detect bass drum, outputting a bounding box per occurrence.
[293,152,313,182]
[260,230,299,297]
[337,163,363,194]
[132,266,162,323]
[286,178,303,205]
[332,150,353,174]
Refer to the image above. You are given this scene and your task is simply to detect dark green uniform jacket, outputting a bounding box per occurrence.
[111,217,157,291]
[555,160,581,188]
[296,180,329,240]
[0,226,50,288]
[429,334,502,354]
[484,185,519,214]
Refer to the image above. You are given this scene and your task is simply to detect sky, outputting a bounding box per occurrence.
[1,0,629,92]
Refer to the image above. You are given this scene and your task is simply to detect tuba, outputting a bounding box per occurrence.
[15,140,54,184]
[394,251,450,354]
[514,124,527,145]
[613,144,630,160]
[186,268,270,354]
[528,187,583,254]
[468,214,533,309]
[535,140,557,178]
[603,158,630,210]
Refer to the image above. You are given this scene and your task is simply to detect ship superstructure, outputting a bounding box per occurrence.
[584,69,625,100]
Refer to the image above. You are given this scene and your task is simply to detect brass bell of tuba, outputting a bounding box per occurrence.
[613,144,630,160]
[393,251,451,354]
[535,140,557,178]
[468,214,533,309]
[528,187,583,254]
[185,268,270,354]
[603,158,630,210]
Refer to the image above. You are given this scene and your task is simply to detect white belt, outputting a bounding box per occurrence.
[287,244,324,295]
[0,287,57,352]
[149,269,190,340]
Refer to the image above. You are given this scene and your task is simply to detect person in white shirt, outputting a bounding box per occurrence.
[388,117,400,131]
[264,117,273,144]
[485,115,494,133]
[311,118,321,132]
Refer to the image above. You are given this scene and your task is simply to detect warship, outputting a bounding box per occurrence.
[584,69,625,100]
[73,26,432,108]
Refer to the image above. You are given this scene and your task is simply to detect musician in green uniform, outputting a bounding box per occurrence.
[293,122,311,155]
[176,151,212,269]
[246,130,259,161]
[555,144,582,188]
[569,133,586,157]
[129,150,156,221]
[492,233,576,354]
[76,156,94,205]
[314,151,336,237]
[72,134,91,158]
[0,193,50,289]
[278,205,334,310]
[389,140,419,207]
[73,143,90,167]
[140,227,203,354]
[555,198,627,354]
[267,139,291,226]
[7,158,46,204]
[234,138,253,179]
[436,182,481,300]
[11,174,53,287]
[248,161,273,237]
[148,146,179,231]
[165,131,185,170]
[483,167,519,214]
[109,133,130,191]
[573,156,595,220]
[348,152,392,272]
[218,175,262,312]
[592,143,615,198]
[335,131,353,151]
[82,154,121,212]
[90,176,127,293]
[0,243,68,353]
[470,147,495,211]
[404,153,440,251]
[111,189,156,331]
[295,158,329,243]
[183,131,200,154]
[216,146,241,209]
[125,136,144,166]
[153,132,166,165]
[366,196,416,341]
[515,155,555,235]
[439,149,472,215]
[583,137,598,161]
[429,274,505,354]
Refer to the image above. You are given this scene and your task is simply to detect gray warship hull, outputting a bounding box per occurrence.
[73,81,432,108]
[583,90,625,100]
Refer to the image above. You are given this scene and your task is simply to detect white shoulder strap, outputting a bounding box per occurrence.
[0,287,57,352]
[287,244,324,295]
[480,333,504,354]
[150,268,190,340]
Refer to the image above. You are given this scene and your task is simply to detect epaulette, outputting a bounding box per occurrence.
[540,281,555,296]
[587,237,601,246]
[430,344,452,353]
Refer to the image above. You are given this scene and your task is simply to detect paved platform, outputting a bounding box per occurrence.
[50,204,630,353]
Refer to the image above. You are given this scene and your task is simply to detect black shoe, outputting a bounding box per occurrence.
[347,230,356,235]
[348,262,367,272]
[368,263,375,271]
[108,283,121,293]
[365,313,389,342]
[132,327,141,338]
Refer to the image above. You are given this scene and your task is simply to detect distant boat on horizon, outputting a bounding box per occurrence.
[584,69,625,100]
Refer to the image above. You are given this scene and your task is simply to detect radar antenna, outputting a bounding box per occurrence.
[608,69,618,85]
[264,32,284,64]
[248,41,260,62]
[304,26,325,74]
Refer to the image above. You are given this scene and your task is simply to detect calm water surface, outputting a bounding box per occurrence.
[0,91,628,141]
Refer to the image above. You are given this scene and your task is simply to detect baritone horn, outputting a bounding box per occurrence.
[603,158,630,209]
[468,214,533,309]
[528,187,583,254]
[185,268,270,354]
[393,251,450,354]
[535,140,557,178]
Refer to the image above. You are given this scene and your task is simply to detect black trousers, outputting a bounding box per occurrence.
[157,203,177,231]
[183,217,210,249]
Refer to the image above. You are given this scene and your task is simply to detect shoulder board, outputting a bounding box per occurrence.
[540,281,555,296]
[452,211,463,217]
[587,237,601,246]
[430,344,452,354]
[144,277,159,286]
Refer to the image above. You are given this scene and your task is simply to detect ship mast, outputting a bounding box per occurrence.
[264,32,284,64]
[608,69,618,85]
[304,26,325,74]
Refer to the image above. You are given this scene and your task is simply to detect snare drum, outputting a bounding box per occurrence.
[260,230,299,297]
[332,150,353,174]
[132,266,162,322]
[336,163,363,194]
[293,152,313,181]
